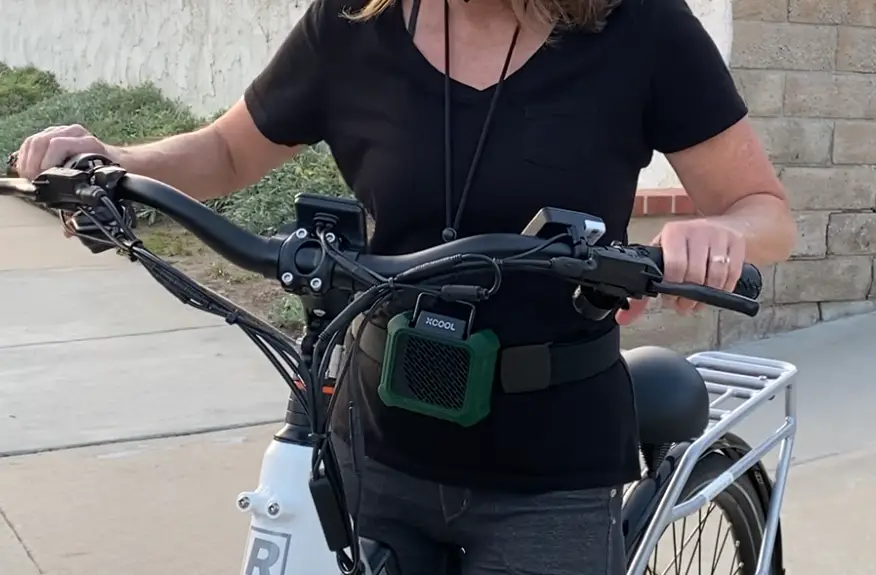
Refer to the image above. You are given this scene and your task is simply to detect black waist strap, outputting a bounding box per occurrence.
[349,315,620,394]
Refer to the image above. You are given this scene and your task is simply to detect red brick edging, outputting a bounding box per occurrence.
[634,188,695,217]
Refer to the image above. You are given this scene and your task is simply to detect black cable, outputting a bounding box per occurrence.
[318,227,388,285]
[141,267,311,405]
[73,207,314,410]
[315,327,345,399]
[332,298,382,575]
[441,0,520,243]
[453,253,502,296]
[321,289,394,428]
[241,329,311,417]
[442,0,453,240]
[506,233,571,259]
[52,188,570,575]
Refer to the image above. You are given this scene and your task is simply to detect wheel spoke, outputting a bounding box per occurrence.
[653,534,659,573]
[640,460,762,575]
[683,504,716,575]
[648,496,750,575]
[660,505,715,575]
[710,518,734,575]
[726,543,741,575]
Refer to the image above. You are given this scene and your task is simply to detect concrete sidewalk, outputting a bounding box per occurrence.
[0,196,289,458]
[2,194,876,574]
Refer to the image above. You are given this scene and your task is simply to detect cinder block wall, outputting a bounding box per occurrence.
[729,0,876,345]
[624,0,876,352]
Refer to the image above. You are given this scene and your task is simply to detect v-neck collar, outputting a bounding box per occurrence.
[378,0,551,103]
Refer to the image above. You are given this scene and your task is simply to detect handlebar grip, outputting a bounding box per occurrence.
[637,245,762,300]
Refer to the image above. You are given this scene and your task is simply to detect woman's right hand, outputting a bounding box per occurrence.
[15,124,117,238]
[14,124,116,180]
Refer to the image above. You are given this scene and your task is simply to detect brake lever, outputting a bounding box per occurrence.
[0,177,37,197]
[6,151,136,253]
[0,152,38,197]
[632,244,763,301]
[69,208,123,254]
[652,281,760,317]
[2,155,89,211]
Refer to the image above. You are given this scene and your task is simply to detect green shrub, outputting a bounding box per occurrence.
[0,67,352,235]
[0,63,355,335]
[0,65,63,118]
[219,144,350,235]
[0,81,203,156]
[269,295,306,331]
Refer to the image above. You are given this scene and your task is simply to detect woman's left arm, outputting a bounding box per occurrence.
[665,117,795,267]
[641,118,797,318]
[617,0,796,324]
[619,124,797,323]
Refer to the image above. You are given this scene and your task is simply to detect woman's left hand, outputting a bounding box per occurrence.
[615,218,746,325]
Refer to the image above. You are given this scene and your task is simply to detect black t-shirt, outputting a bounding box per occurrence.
[245,0,747,491]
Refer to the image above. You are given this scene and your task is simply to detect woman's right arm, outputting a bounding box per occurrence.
[15,0,336,201]
[112,103,302,200]
[13,100,301,202]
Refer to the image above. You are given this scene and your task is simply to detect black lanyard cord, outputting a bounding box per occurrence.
[440,0,520,242]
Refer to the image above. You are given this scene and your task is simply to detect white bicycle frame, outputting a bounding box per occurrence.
[234,350,797,575]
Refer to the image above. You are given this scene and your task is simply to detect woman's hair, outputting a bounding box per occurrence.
[347,0,621,32]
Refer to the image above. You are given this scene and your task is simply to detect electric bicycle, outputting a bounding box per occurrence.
[1,153,797,575]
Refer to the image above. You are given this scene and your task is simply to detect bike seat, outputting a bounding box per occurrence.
[623,346,710,445]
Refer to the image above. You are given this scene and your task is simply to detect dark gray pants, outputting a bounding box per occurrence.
[333,436,625,575]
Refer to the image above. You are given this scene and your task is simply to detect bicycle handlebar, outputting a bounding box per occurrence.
[119,173,761,312]
[0,155,771,574]
[1,162,763,316]
[122,174,283,277]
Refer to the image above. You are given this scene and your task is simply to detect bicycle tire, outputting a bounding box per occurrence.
[630,452,769,575]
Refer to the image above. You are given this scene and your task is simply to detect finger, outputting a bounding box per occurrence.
[58,124,89,137]
[725,237,746,292]
[658,226,688,310]
[15,137,32,177]
[705,236,731,290]
[692,236,728,314]
[19,134,48,180]
[18,126,63,178]
[615,298,649,326]
[19,126,91,179]
[42,124,89,138]
[41,135,101,172]
[677,234,708,314]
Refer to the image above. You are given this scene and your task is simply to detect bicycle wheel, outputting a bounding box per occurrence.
[635,452,769,575]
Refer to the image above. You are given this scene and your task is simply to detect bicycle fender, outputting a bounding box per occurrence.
[623,438,785,575]
[621,442,691,554]
[712,432,786,575]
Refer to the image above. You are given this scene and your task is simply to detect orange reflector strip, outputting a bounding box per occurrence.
[291,377,334,395]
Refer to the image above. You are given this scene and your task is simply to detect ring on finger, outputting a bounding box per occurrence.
[710,254,731,265]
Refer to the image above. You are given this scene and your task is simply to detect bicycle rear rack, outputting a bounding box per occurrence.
[626,351,798,575]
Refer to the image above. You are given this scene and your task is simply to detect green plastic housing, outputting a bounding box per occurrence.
[377,312,500,427]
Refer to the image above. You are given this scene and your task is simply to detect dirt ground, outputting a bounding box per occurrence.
[139,222,302,335]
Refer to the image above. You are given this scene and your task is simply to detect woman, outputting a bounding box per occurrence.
[15,0,795,572]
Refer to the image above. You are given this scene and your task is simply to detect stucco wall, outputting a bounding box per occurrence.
[0,0,732,190]
[0,0,310,116]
